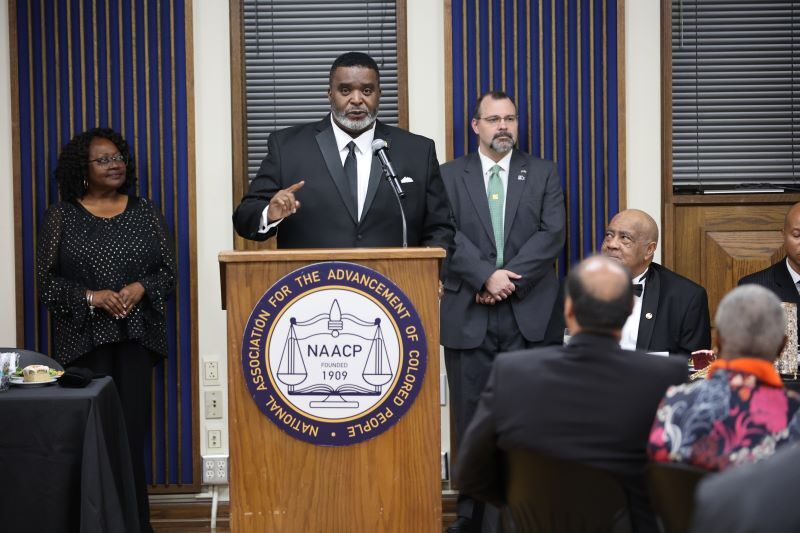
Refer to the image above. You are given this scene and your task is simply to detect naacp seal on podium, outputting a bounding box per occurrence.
[241,262,427,446]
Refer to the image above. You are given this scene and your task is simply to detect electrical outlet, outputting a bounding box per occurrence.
[208,429,222,448]
[204,360,219,384]
[202,454,228,484]
[205,390,223,419]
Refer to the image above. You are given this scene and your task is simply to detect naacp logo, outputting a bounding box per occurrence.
[241,262,427,446]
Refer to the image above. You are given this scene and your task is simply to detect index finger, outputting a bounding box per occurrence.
[285,180,305,193]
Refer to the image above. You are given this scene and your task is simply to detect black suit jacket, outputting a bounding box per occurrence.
[232,116,454,249]
[456,333,688,533]
[636,263,711,355]
[738,258,800,304]
[690,444,800,533]
[439,151,565,347]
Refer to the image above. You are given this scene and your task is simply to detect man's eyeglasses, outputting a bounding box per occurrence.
[89,154,128,167]
[477,115,518,125]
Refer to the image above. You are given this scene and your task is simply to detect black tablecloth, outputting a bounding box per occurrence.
[0,377,140,533]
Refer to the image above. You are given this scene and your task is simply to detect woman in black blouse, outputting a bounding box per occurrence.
[37,127,176,533]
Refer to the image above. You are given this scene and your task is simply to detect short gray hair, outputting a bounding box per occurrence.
[716,285,786,359]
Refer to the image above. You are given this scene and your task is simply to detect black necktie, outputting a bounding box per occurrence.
[633,283,643,297]
[344,141,358,214]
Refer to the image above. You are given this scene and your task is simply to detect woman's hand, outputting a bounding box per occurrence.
[92,289,128,318]
[119,282,146,311]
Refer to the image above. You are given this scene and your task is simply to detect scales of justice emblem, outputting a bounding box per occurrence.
[243,261,426,446]
[276,298,396,410]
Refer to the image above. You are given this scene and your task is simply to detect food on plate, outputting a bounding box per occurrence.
[14,366,63,379]
[22,365,52,382]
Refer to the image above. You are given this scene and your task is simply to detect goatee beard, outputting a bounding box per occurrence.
[490,135,515,154]
[332,105,378,132]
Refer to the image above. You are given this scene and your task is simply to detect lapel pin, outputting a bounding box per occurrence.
[517,175,526,181]
[645,312,653,320]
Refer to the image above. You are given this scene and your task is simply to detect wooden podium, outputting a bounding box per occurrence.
[219,248,445,532]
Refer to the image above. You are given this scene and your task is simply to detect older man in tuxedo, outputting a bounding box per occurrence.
[232,51,453,249]
[601,209,711,355]
[738,202,800,306]
[456,256,688,533]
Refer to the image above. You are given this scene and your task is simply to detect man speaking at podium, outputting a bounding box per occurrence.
[232,52,453,250]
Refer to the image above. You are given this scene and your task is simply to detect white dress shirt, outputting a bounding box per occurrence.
[620,269,648,351]
[258,117,377,232]
[478,149,512,225]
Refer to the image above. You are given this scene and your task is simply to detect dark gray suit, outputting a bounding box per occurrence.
[440,151,565,349]
[690,443,800,532]
[232,116,453,249]
[440,150,565,524]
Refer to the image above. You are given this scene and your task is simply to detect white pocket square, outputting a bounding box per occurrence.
[400,176,414,184]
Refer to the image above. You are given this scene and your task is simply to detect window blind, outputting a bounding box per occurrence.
[243,0,400,180]
[671,0,800,193]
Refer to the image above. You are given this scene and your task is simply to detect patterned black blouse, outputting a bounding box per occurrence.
[37,196,177,366]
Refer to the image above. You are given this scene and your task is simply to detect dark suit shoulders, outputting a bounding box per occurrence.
[738,258,800,304]
[690,444,800,532]
[495,336,686,378]
[441,150,555,173]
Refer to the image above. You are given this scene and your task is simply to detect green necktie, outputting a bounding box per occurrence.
[487,164,504,267]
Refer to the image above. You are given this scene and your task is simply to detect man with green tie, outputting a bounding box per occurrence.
[440,91,566,533]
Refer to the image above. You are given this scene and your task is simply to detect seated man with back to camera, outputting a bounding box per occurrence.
[648,284,800,471]
[456,255,687,533]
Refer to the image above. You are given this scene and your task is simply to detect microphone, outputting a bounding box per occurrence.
[371,138,408,247]
[371,139,406,199]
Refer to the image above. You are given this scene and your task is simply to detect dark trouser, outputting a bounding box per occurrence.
[73,341,156,533]
[445,301,541,532]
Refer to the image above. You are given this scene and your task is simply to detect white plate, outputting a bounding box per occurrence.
[10,376,57,386]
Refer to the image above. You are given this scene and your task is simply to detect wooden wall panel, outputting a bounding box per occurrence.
[704,231,784,322]
[672,199,800,324]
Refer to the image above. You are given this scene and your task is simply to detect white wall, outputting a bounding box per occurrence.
[193,0,233,458]
[407,0,446,157]
[625,0,662,261]
[406,0,451,462]
[0,0,16,346]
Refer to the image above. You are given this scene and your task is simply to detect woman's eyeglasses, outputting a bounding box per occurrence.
[89,154,128,167]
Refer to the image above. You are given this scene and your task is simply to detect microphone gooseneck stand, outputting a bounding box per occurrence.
[372,139,408,247]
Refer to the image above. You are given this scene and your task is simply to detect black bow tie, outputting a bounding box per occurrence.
[633,284,644,297]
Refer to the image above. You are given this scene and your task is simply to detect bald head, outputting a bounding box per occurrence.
[601,209,659,277]
[784,202,800,230]
[566,256,634,335]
